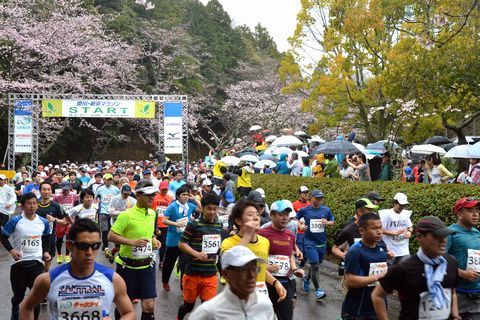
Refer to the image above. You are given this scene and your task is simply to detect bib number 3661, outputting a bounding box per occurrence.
[57,298,103,320]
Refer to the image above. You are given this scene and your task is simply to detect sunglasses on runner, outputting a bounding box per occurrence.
[70,241,102,251]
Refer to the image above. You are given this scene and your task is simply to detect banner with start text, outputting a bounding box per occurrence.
[41,99,155,118]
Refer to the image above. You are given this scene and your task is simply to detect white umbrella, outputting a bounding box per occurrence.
[265,135,278,143]
[239,154,259,163]
[294,150,310,158]
[272,147,293,156]
[271,135,304,147]
[444,145,471,159]
[249,125,262,132]
[410,144,446,155]
[294,131,307,137]
[220,156,240,166]
[254,160,277,169]
[469,141,480,158]
[309,135,325,143]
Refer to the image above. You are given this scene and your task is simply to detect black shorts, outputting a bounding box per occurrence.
[116,264,157,299]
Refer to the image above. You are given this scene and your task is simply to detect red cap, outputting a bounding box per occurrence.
[159,181,169,190]
[454,197,480,214]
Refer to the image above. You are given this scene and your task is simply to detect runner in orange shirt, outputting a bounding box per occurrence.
[152,180,173,270]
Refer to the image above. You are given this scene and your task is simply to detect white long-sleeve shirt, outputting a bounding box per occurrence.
[0,184,16,216]
[189,285,276,320]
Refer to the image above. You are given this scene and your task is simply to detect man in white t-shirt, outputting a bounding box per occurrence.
[379,192,413,264]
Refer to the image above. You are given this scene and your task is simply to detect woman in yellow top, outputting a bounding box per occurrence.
[426,154,453,184]
[313,154,326,178]
[221,201,287,301]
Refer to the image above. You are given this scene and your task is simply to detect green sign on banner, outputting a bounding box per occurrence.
[42,99,156,118]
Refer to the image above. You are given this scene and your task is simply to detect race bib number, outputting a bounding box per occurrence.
[268,255,290,277]
[219,215,229,229]
[55,189,62,195]
[418,289,451,320]
[132,242,152,259]
[392,233,406,243]
[368,262,388,287]
[156,207,166,218]
[202,234,221,254]
[62,205,73,213]
[57,298,103,320]
[102,194,113,205]
[310,219,324,233]
[255,282,268,296]
[176,217,188,233]
[21,235,41,253]
[467,249,480,272]
[82,182,88,189]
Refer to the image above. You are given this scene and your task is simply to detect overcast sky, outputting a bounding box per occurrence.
[199,0,301,52]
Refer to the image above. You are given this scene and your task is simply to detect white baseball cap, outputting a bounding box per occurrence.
[255,188,266,198]
[221,246,265,270]
[394,192,409,205]
[202,179,213,186]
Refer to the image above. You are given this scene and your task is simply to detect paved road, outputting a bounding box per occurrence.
[0,249,400,319]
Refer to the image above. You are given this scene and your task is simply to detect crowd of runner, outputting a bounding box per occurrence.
[0,158,479,320]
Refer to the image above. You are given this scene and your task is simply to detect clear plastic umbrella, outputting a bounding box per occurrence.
[468,141,480,159]
[271,135,304,147]
[249,125,262,132]
[239,154,259,163]
[410,144,446,155]
[272,147,293,156]
[444,145,470,159]
[254,160,277,169]
[220,156,240,166]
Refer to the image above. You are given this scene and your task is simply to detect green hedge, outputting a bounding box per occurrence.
[252,174,480,252]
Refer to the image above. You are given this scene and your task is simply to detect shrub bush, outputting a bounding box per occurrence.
[252,174,480,252]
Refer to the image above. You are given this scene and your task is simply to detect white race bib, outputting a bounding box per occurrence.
[61,205,73,213]
[368,262,388,287]
[132,242,152,259]
[309,219,324,233]
[102,194,113,205]
[268,255,290,277]
[392,233,407,243]
[156,207,166,218]
[255,281,268,296]
[21,235,41,253]
[176,217,188,233]
[202,234,221,254]
[418,289,451,320]
[467,249,480,272]
[219,215,229,229]
[57,298,103,320]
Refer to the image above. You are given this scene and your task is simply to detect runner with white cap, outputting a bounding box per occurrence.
[107,179,160,320]
[379,192,413,265]
[189,245,275,319]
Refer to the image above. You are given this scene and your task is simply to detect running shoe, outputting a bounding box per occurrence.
[315,288,326,300]
[64,255,71,263]
[162,283,170,291]
[303,276,310,292]
[174,261,180,279]
[57,255,63,264]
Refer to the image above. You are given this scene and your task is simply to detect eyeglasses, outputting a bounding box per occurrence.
[71,241,102,251]
[139,193,155,198]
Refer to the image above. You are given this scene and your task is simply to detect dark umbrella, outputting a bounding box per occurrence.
[423,136,452,145]
[313,140,360,155]
[439,142,457,152]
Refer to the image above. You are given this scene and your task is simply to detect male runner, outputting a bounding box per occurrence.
[446,197,480,319]
[95,173,120,254]
[52,181,77,263]
[152,180,172,270]
[177,193,223,320]
[108,180,160,320]
[372,216,460,320]
[258,200,304,320]
[296,189,334,300]
[1,193,51,320]
[20,218,135,320]
[342,212,388,319]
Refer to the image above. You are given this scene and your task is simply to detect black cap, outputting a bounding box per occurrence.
[247,191,265,204]
[364,191,385,201]
[382,152,391,158]
[416,216,455,237]
[121,184,131,192]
